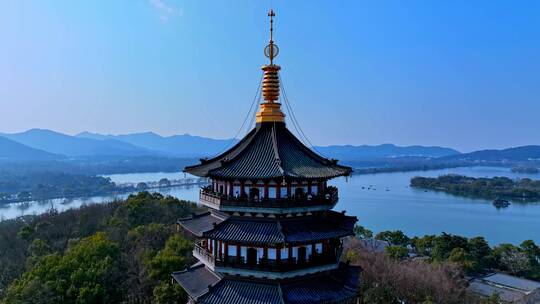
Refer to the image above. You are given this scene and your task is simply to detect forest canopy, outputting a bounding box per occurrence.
[0,192,199,304]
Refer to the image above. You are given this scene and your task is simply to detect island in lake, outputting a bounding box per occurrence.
[511,166,540,174]
[410,174,540,202]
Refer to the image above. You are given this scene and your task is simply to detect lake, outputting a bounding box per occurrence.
[1,167,539,245]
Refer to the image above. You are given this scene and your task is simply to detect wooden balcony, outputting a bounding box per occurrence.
[193,241,341,279]
[199,186,339,213]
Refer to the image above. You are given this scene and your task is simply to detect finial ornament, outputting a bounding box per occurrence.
[264,9,279,65]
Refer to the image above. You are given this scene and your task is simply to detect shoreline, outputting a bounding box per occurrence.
[0,181,207,206]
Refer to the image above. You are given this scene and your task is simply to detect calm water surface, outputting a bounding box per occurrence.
[333,166,540,245]
[2,167,539,245]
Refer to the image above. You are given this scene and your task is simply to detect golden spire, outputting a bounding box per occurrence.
[256,9,285,124]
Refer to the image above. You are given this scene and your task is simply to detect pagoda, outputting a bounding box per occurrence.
[172,10,360,304]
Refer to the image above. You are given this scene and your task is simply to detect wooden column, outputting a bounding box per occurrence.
[276,183,281,199]
[264,182,269,199]
[224,243,229,264]
[307,180,312,194]
[240,181,245,196]
[237,245,241,264]
[287,182,291,197]
[288,245,293,263]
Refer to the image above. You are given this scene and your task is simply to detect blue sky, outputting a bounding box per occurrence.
[0,1,538,152]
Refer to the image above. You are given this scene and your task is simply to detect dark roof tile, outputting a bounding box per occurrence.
[172,263,222,300]
[200,211,356,245]
[184,123,351,180]
[186,263,361,304]
[178,211,229,237]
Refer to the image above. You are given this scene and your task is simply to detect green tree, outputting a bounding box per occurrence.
[353,224,373,239]
[17,225,34,241]
[431,233,468,261]
[375,230,409,247]
[468,237,491,260]
[149,235,193,281]
[3,232,122,304]
[26,239,53,267]
[520,240,540,266]
[152,282,187,304]
[385,245,408,260]
[412,235,436,256]
[447,247,476,272]
[467,237,493,271]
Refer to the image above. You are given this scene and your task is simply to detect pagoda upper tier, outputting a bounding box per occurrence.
[185,122,352,180]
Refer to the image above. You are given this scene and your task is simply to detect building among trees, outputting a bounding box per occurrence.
[468,273,540,303]
[172,10,360,304]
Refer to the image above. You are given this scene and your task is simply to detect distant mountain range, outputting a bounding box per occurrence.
[75,131,237,158]
[441,145,540,162]
[0,129,539,165]
[0,136,61,161]
[0,129,156,157]
[315,144,459,161]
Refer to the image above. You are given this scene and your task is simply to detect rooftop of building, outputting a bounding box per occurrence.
[184,114,352,181]
[172,262,361,304]
[468,272,540,303]
[178,209,356,245]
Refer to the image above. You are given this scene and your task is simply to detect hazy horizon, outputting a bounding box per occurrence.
[1,1,539,152]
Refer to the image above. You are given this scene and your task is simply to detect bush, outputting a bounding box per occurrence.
[344,238,467,304]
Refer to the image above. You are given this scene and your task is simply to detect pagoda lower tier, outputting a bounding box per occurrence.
[173,262,360,304]
[174,210,360,303]
[177,210,356,278]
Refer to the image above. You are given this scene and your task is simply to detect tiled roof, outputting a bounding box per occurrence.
[174,263,360,304]
[184,122,352,180]
[282,275,358,304]
[198,280,282,304]
[205,219,284,245]
[178,211,229,237]
[481,273,540,292]
[199,211,356,245]
[281,214,356,244]
[468,281,525,302]
[468,273,540,302]
[171,263,222,300]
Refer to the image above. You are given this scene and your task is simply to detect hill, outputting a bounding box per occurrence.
[1,129,158,157]
[0,136,62,161]
[314,144,460,161]
[442,145,540,162]
[76,131,238,157]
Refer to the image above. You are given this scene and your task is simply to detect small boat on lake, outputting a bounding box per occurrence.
[493,198,510,208]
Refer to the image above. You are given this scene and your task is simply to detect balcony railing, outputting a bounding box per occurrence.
[200,186,339,209]
[194,241,340,273]
[194,242,215,266]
